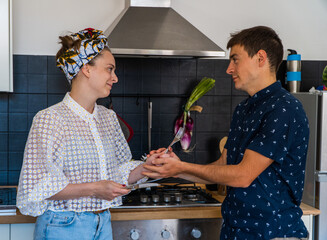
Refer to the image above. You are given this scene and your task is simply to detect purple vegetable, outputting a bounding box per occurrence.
[174,112,194,150]
[185,115,194,132]
[174,114,184,135]
[180,130,192,150]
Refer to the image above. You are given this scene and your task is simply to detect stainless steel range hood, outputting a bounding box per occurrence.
[105,0,225,58]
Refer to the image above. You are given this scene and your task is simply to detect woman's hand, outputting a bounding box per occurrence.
[147,148,166,157]
[127,151,168,184]
[47,180,130,201]
[93,180,130,201]
[140,147,175,179]
[143,151,184,178]
[144,152,162,166]
[146,147,173,164]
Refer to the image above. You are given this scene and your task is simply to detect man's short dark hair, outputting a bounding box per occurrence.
[227,26,283,73]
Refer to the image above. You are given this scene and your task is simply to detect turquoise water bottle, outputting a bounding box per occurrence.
[286,49,301,93]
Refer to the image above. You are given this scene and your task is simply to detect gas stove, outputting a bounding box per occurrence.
[114,184,221,209]
[111,184,223,239]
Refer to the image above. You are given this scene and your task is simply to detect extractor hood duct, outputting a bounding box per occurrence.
[105,0,225,58]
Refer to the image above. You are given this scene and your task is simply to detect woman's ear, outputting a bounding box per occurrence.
[80,64,91,78]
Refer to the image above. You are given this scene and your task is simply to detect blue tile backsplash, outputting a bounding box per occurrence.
[0,55,325,185]
[0,113,8,131]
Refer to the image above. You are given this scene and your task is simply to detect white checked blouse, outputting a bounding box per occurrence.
[17,93,145,217]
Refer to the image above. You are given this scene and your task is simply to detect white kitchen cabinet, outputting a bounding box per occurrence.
[10,224,34,240]
[0,224,10,240]
[0,0,13,92]
[302,215,313,240]
[1,215,313,240]
[0,224,34,240]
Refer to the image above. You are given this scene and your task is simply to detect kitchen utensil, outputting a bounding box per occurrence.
[140,153,147,161]
[108,99,134,142]
[219,136,228,154]
[125,178,164,190]
[138,127,185,186]
[217,137,228,196]
[117,114,134,142]
[148,101,152,152]
[164,127,185,154]
[125,182,160,190]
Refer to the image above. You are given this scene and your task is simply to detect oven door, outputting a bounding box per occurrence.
[112,218,222,240]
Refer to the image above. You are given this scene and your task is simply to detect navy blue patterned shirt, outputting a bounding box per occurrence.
[221,81,309,240]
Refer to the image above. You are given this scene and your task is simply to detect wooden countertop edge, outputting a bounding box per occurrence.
[110,206,221,221]
[300,202,321,216]
[0,184,320,224]
[0,206,222,224]
[0,211,36,224]
[2,202,320,224]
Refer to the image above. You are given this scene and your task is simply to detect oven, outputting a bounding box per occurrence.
[111,184,223,240]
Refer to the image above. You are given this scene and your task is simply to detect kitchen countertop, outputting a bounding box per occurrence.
[0,184,320,224]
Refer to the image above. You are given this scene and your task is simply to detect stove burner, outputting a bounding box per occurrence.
[140,195,148,204]
[152,194,160,203]
[175,193,182,202]
[115,185,221,209]
[163,194,171,203]
[185,194,198,201]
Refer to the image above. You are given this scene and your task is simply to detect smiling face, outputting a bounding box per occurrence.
[87,49,118,99]
[226,44,260,96]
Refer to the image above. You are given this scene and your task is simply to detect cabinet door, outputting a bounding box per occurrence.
[302,215,313,240]
[0,0,13,92]
[0,224,10,240]
[10,223,34,240]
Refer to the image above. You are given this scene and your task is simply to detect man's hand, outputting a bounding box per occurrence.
[93,180,130,201]
[143,152,184,178]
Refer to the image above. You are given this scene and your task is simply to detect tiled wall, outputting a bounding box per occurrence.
[0,55,325,185]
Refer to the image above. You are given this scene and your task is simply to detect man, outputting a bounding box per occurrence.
[143,26,309,240]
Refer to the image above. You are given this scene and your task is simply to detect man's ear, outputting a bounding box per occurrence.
[80,64,91,78]
[257,50,267,67]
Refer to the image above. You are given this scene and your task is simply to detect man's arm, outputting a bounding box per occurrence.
[174,148,228,184]
[143,149,273,188]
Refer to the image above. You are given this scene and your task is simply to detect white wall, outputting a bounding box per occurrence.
[13,0,124,56]
[13,0,327,60]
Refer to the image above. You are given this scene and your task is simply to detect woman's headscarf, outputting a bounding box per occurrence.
[56,28,109,83]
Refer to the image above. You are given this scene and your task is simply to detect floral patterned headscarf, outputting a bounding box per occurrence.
[56,28,109,83]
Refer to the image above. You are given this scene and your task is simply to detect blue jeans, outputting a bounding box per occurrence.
[34,210,113,240]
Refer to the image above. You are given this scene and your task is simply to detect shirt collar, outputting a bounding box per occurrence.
[63,92,100,123]
[246,81,282,105]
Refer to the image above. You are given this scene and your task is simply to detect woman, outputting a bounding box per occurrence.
[17,28,151,240]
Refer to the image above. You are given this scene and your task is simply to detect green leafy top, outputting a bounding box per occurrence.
[182,77,215,125]
[323,65,327,85]
[184,77,215,111]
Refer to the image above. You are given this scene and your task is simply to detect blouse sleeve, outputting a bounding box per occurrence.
[110,111,147,185]
[16,109,69,216]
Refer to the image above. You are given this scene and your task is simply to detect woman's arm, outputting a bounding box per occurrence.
[47,180,130,201]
